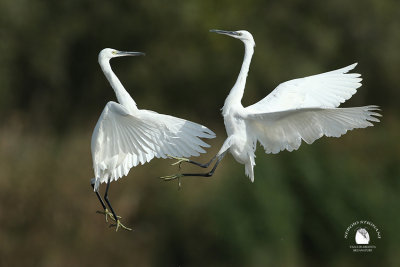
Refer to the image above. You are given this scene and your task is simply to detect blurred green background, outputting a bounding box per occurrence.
[0,0,399,266]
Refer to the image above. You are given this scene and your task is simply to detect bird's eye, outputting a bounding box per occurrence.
[112,50,117,55]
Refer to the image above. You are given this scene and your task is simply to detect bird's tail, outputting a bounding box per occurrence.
[245,154,256,182]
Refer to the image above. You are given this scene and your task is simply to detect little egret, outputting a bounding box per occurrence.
[91,48,215,231]
[161,30,381,183]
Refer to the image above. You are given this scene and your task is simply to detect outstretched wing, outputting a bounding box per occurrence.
[91,101,215,188]
[246,63,362,113]
[245,106,380,154]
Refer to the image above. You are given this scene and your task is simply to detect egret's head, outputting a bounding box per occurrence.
[210,29,255,47]
[98,48,145,62]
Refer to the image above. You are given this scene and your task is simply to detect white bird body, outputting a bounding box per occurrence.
[205,30,380,182]
[91,48,215,191]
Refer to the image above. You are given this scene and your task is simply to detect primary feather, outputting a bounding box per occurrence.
[243,63,379,154]
[246,105,380,154]
[246,63,362,113]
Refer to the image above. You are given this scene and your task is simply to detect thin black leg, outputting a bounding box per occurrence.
[91,179,106,210]
[187,155,217,168]
[103,179,132,231]
[168,154,217,170]
[181,152,226,178]
[160,152,227,187]
[104,179,119,222]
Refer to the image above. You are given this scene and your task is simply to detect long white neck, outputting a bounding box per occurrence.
[222,41,254,116]
[99,58,138,113]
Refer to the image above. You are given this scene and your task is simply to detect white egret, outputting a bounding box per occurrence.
[91,48,215,231]
[161,30,381,183]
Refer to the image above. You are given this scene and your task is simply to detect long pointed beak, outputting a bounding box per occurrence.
[116,51,145,57]
[210,29,239,37]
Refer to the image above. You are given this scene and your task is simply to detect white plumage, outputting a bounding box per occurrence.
[246,63,361,113]
[163,30,380,183]
[247,106,379,155]
[92,48,215,190]
[216,30,380,182]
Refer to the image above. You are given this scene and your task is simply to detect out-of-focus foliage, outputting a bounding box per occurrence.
[1,0,399,130]
[0,0,399,266]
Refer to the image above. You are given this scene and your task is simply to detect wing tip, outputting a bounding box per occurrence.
[350,62,358,68]
[201,126,217,138]
[364,105,382,123]
[342,62,358,73]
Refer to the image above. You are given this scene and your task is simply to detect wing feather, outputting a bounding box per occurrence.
[245,106,381,154]
[246,63,362,113]
[91,101,215,189]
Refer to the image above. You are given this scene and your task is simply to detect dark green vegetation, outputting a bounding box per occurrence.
[0,0,399,266]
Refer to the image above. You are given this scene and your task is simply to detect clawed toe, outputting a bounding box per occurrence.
[166,154,190,169]
[96,208,121,222]
[109,219,132,232]
[159,174,184,181]
[97,209,130,231]
[159,174,183,189]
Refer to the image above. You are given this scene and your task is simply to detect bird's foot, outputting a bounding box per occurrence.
[159,173,184,189]
[166,155,190,169]
[109,219,132,232]
[96,208,121,222]
[159,173,183,181]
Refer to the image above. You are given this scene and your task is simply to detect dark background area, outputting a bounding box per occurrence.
[0,0,399,266]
